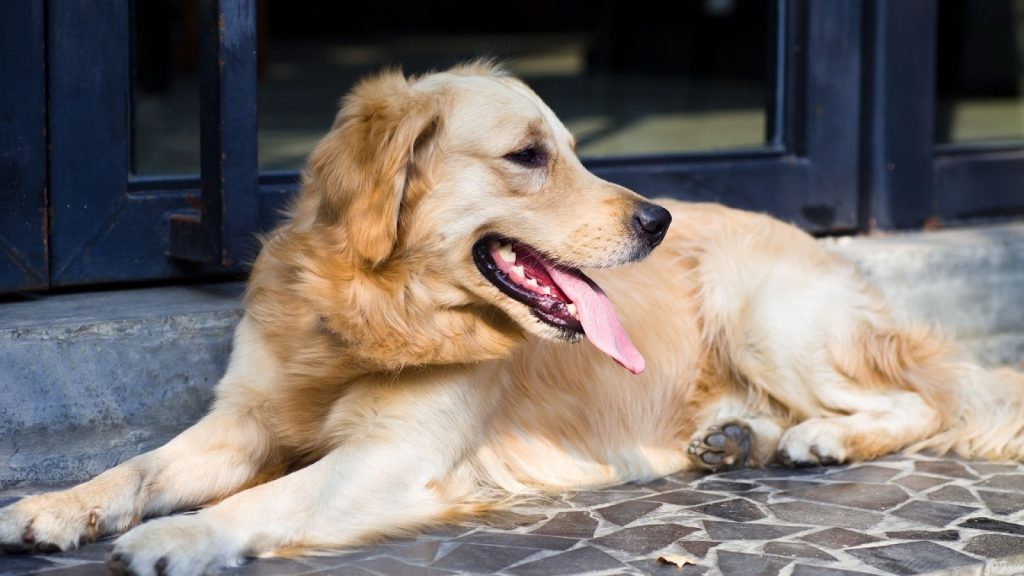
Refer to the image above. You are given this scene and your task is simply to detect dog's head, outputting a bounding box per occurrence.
[301,62,670,373]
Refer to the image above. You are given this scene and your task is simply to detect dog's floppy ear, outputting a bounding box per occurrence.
[307,70,438,267]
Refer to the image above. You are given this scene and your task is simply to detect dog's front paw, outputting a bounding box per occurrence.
[688,421,752,471]
[0,493,102,553]
[108,515,240,576]
[777,420,845,466]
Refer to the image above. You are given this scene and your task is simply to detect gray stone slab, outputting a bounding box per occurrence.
[703,521,807,541]
[884,530,960,541]
[0,555,62,574]
[913,461,979,480]
[719,467,828,480]
[664,471,706,484]
[632,559,708,575]
[643,490,723,507]
[790,566,874,576]
[484,511,547,530]
[823,465,900,483]
[781,482,909,511]
[894,475,950,492]
[758,480,823,490]
[762,541,836,561]
[768,500,883,529]
[741,491,772,504]
[531,511,598,539]
[963,533,1024,558]
[594,500,661,526]
[59,539,116,562]
[591,524,697,555]
[431,543,538,572]
[22,564,110,576]
[355,556,453,575]
[974,474,1024,492]
[677,540,720,559]
[966,463,1022,475]
[507,546,624,576]
[715,551,790,576]
[223,558,313,575]
[927,485,977,503]
[978,490,1024,515]
[566,490,647,508]
[799,528,882,549]
[689,498,765,522]
[386,540,443,564]
[891,500,978,527]
[845,541,978,575]
[456,532,577,551]
[306,567,377,576]
[694,480,757,492]
[958,517,1024,535]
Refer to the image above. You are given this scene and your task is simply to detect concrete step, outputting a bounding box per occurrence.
[0,284,242,487]
[826,221,1024,367]
[0,222,1021,488]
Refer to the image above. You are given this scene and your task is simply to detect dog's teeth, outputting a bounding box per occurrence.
[511,265,525,278]
[526,278,539,289]
[497,244,516,264]
[541,286,551,295]
[567,303,578,317]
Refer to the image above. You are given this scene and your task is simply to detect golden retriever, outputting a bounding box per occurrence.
[1,61,1021,575]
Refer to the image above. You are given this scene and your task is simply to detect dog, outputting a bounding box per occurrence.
[1,61,1021,575]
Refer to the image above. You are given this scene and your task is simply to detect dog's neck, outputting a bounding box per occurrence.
[247,233,525,377]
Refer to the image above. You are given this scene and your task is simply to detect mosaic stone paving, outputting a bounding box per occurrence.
[4,454,1024,575]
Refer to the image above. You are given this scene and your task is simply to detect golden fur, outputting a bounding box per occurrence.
[1,62,1021,575]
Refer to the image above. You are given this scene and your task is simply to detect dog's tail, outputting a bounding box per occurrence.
[853,325,1024,460]
[911,360,1024,460]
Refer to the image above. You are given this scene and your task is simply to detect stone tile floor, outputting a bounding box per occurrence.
[4,453,1024,575]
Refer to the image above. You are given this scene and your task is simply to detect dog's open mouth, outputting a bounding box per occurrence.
[473,236,646,374]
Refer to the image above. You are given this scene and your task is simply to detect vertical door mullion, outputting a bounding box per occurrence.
[48,0,132,285]
[0,2,48,291]
[167,0,258,266]
[862,0,938,229]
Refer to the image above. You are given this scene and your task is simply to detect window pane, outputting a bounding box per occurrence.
[132,0,200,175]
[935,0,1024,145]
[259,0,772,171]
[132,1,774,175]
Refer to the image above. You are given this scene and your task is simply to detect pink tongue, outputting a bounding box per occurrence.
[541,263,646,375]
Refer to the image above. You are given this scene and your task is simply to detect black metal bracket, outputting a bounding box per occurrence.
[166,0,258,266]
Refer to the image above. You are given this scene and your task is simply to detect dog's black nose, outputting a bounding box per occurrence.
[632,202,672,248]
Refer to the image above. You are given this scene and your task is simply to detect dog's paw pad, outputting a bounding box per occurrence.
[688,421,752,471]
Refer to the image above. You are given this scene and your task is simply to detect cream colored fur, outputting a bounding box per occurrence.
[1,62,1020,576]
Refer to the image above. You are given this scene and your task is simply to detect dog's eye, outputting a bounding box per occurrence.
[505,146,545,167]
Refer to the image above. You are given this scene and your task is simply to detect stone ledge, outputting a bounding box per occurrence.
[826,221,1024,367]
[0,284,243,487]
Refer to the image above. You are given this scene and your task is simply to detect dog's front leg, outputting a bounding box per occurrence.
[107,367,496,576]
[0,317,280,552]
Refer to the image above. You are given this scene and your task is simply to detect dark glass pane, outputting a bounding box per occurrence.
[132,0,773,175]
[259,0,772,170]
[132,0,200,175]
[935,0,1024,145]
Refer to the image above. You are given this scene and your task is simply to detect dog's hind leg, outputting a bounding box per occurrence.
[776,387,942,466]
[0,317,280,553]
